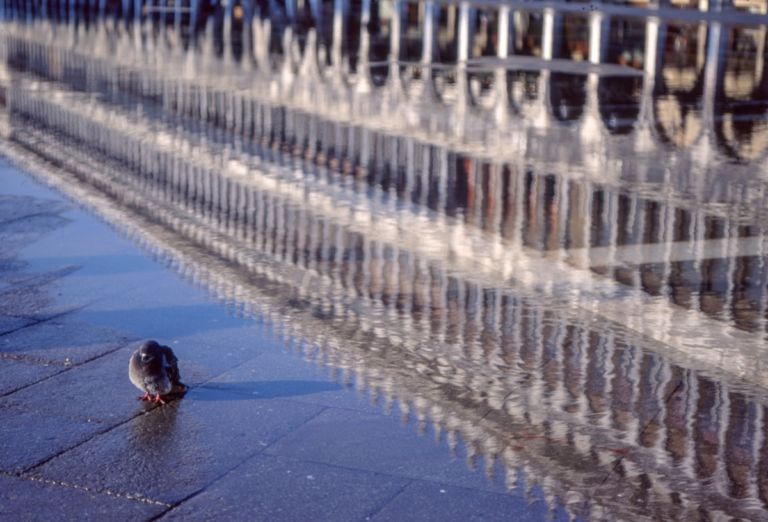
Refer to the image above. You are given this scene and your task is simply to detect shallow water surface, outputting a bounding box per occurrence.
[2,2,768,519]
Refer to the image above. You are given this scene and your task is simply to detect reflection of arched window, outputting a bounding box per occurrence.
[561,15,589,61]
[293,0,318,54]
[550,73,586,123]
[713,26,768,162]
[468,71,496,108]
[513,11,543,57]
[400,1,423,61]
[506,70,540,113]
[653,23,707,148]
[606,19,646,70]
[598,77,642,134]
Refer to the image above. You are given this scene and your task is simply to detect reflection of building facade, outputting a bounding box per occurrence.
[1,1,768,165]
[2,13,767,339]
[1,5,768,519]
[3,58,768,519]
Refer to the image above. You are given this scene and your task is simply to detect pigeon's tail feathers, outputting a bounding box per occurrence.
[160,345,183,386]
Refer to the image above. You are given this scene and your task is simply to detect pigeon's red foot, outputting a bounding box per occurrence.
[152,394,166,405]
[138,392,151,401]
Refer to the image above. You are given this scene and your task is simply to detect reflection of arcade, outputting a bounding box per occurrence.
[2,14,768,350]
[1,5,768,517]
[4,69,768,519]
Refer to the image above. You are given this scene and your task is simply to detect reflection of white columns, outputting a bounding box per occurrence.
[697,22,727,170]
[421,1,437,65]
[541,8,561,61]
[498,7,511,59]
[388,0,405,86]
[356,0,373,91]
[636,18,663,152]
[494,6,512,123]
[332,0,349,71]
[702,22,726,127]
[457,1,472,63]
[588,12,610,65]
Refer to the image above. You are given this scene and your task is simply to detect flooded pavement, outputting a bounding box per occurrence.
[1,0,768,519]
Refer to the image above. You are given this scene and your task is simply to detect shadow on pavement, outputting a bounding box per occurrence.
[195,380,343,400]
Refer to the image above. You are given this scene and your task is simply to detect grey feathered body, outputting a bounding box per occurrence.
[129,341,184,397]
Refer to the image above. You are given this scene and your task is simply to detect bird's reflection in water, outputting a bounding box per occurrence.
[131,401,181,455]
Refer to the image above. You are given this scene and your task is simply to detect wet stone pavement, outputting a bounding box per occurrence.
[0,161,557,520]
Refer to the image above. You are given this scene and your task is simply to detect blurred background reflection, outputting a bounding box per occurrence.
[2,0,768,518]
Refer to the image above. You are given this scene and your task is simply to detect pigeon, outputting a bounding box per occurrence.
[129,340,186,405]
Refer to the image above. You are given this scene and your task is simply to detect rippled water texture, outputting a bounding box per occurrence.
[1,1,768,519]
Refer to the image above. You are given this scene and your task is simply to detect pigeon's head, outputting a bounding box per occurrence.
[138,340,163,364]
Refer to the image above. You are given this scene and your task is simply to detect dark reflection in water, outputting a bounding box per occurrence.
[2,1,768,519]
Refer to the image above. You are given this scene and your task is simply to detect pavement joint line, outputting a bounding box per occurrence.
[1,470,173,508]
[147,407,334,520]
[0,362,70,397]
[0,310,76,342]
[0,337,139,399]
[361,479,420,521]
[153,448,425,522]
[21,393,180,475]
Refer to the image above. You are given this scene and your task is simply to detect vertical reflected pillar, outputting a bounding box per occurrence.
[636,18,664,153]
[456,1,472,63]
[702,22,726,130]
[355,0,372,91]
[494,6,512,123]
[421,1,437,66]
[455,1,473,128]
[388,0,405,89]
[588,12,610,65]
[541,7,562,61]
[332,0,349,74]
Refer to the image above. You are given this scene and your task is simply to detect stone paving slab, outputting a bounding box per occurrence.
[0,329,273,424]
[161,454,410,521]
[0,359,64,397]
[0,314,36,336]
[0,317,134,365]
[0,266,81,317]
[370,480,556,521]
[0,474,166,521]
[0,346,149,424]
[0,408,105,472]
[34,388,325,504]
[264,407,507,493]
